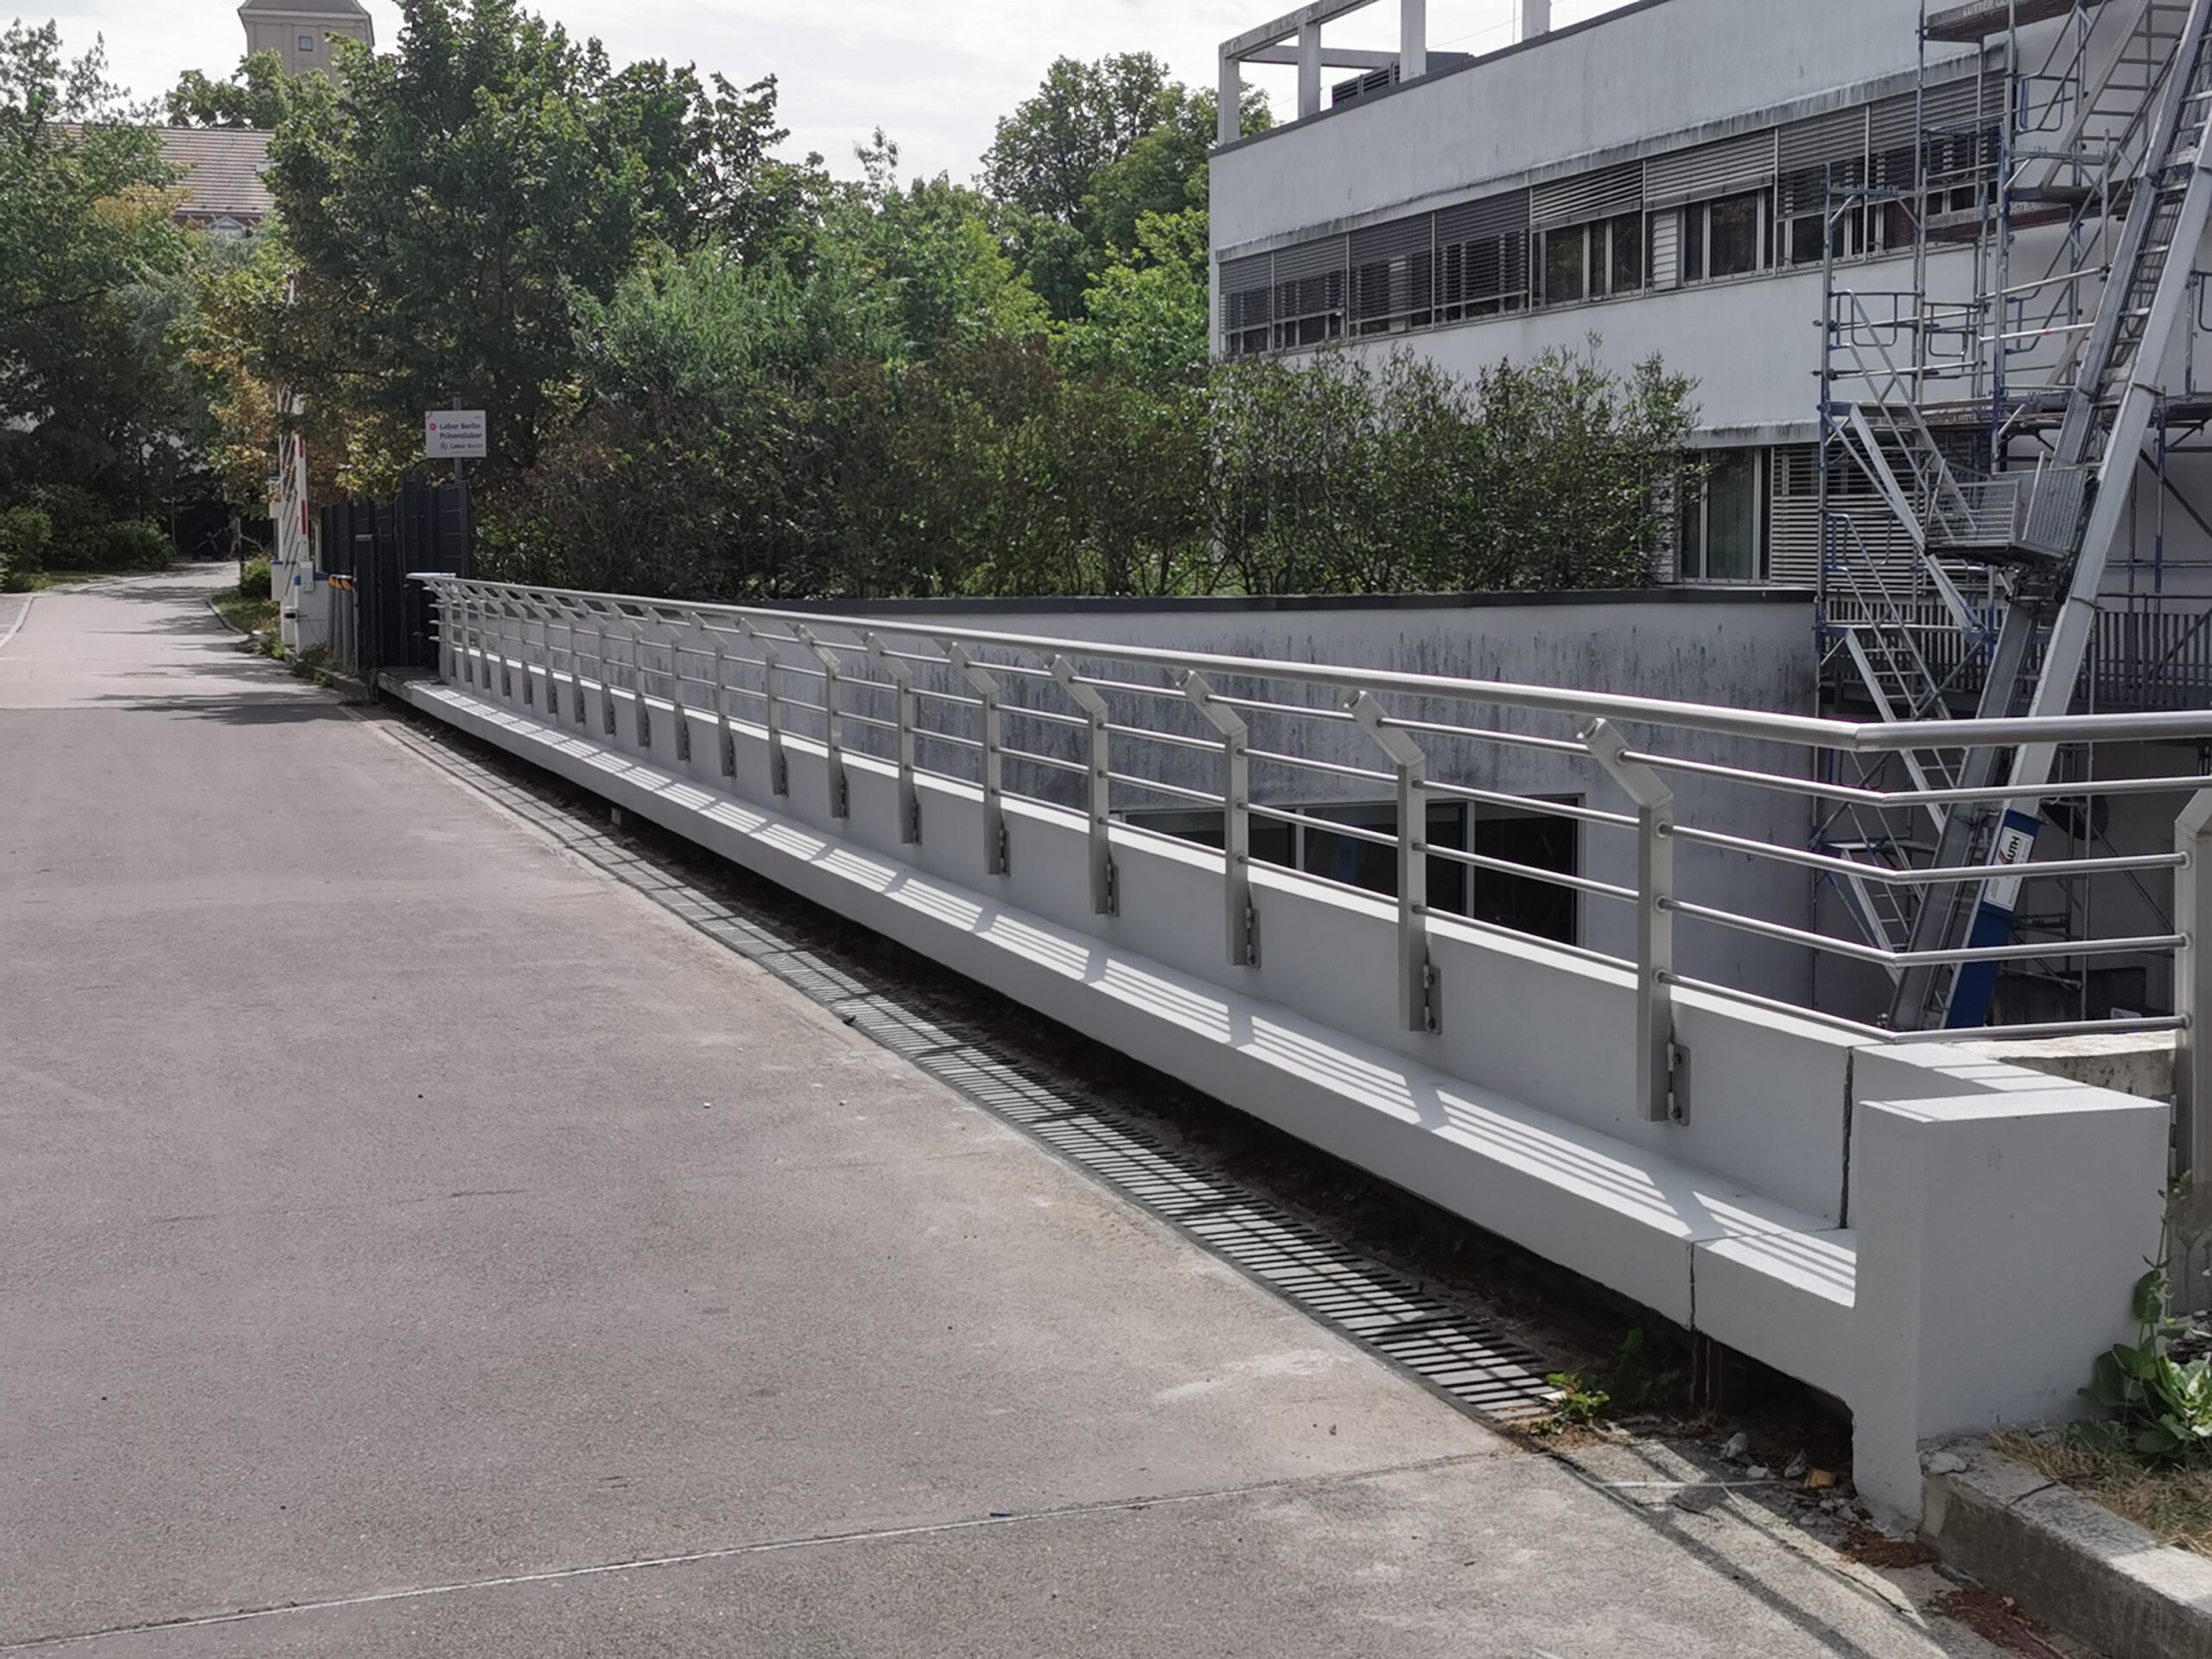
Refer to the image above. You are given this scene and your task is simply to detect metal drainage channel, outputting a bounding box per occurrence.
[385,715,1562,1427]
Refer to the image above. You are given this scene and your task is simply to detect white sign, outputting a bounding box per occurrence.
[425,410,487,460]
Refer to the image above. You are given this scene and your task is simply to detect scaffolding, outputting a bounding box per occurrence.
[1817,0,2212,1028]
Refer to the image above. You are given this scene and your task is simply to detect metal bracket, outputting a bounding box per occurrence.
[867,633,920,844]
[1346,690,1433,1033]
[797,626,849,819]
[1051,655,1118,918]
[1580,717,1685,1125]
[740,619,788,797]
[1179,671,1256,968]
[950,645,1007,876]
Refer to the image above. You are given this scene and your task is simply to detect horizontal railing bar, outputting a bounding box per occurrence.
[429,580,2212,753]
[1245,802,1401,849]
[1103,721,1224,755]
[1376,713,1592,759]
[1424,779,1638,829]
[1626,748,2212,808]
[1002,745,1090,778]
[1421,842,1639,903]
[422,575,2212,755]
[1668,823,2190,883]
[1664,897,2183,967]
[1105,772,1226,806]
[1656,971,1890,1038]
[1881,1014,2189,1043]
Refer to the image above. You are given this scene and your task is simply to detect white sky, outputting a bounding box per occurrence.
[39,0,1631,184]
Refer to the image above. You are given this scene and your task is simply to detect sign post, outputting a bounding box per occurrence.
[424,410,486,575]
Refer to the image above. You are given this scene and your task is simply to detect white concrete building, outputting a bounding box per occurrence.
[238,0,372,79]
[1211,0,2212,1033]
[1211,0,2212,610]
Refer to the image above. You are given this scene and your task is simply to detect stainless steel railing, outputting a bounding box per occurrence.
[415,575,2212,1164]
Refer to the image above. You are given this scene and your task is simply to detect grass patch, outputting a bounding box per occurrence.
[212,588,279,636]
[1993,1428,2212,1558]
[25,568,116,590]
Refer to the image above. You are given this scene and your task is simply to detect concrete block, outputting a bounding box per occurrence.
[1923,1442,2212,1659]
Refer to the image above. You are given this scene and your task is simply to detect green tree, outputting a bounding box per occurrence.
[0,22,201,540]
[264,0,812,484]
[165,50,296,128]
[836,132,1046,360]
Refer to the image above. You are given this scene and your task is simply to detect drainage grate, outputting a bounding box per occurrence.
[384,715,1563,1427]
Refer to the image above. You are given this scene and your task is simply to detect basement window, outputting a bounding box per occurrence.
[1122,798,1580,946]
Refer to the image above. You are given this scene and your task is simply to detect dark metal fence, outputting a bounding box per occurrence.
[318,474,471,682]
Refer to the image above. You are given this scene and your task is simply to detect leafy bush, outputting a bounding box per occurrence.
[0,505,52,591]
[238,555,272,598]
[2087,1186,2212,1463]
[92,519,173,571]
[31,485,106,563]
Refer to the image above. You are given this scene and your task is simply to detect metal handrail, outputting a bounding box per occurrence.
[416,575,2212,1149]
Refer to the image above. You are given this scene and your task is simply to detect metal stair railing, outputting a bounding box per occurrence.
[1894,0,2212,1028]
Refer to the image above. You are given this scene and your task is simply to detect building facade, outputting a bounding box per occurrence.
[1209,0,2212,617]
[238,0,373,80]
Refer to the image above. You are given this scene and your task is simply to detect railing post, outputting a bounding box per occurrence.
[797,626,848,818]
[1180,671,1257,970]
[740,620,787,796]
[595,617,617,737]
[437,584,456,683]
[711,627,735,778]
[1347,692,1433,1033]
[1051,655,1117,917]
[867,633,919,843]
[2175,790,2212,1181]
[662,613,693,764]
[1580,717,1685,1125]
[614,620,645,747]
[950,645,1007,876]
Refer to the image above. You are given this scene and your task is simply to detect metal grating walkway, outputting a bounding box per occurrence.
[384,713,1563,1427]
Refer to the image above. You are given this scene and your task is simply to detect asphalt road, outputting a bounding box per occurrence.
[0,570,2036,1656]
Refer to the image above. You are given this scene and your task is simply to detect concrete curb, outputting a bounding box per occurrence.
[1920,1441,2212,1659]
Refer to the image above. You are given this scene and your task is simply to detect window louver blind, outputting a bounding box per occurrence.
[1350,216,1435,324]
[1779,107,1870,173]
[1644,130,1777,207]
[1779,107,1871,214]
[1867,74,1998,154]
[1272,235,1348,287]
[1529,162,1642,228]
[1648,209,1680,288]
[1219,251,1273,332]
[1434,189,1529,245]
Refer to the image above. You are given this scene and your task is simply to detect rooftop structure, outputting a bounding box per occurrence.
[238,0,372,79]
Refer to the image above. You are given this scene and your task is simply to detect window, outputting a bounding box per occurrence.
[1539,213,1643,307]
[1351,222,1435,337]
[1271,241,1348,349]
[1680,448,1768,582]
[1220,257,1272,359]
[1778,161,1872,267]
[1436,226,1529,320]
[298,34,315,52]
[1682,190,1769,282]
[1123,798,1580,947]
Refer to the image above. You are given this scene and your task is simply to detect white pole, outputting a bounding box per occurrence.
[1401,0,1427,77]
